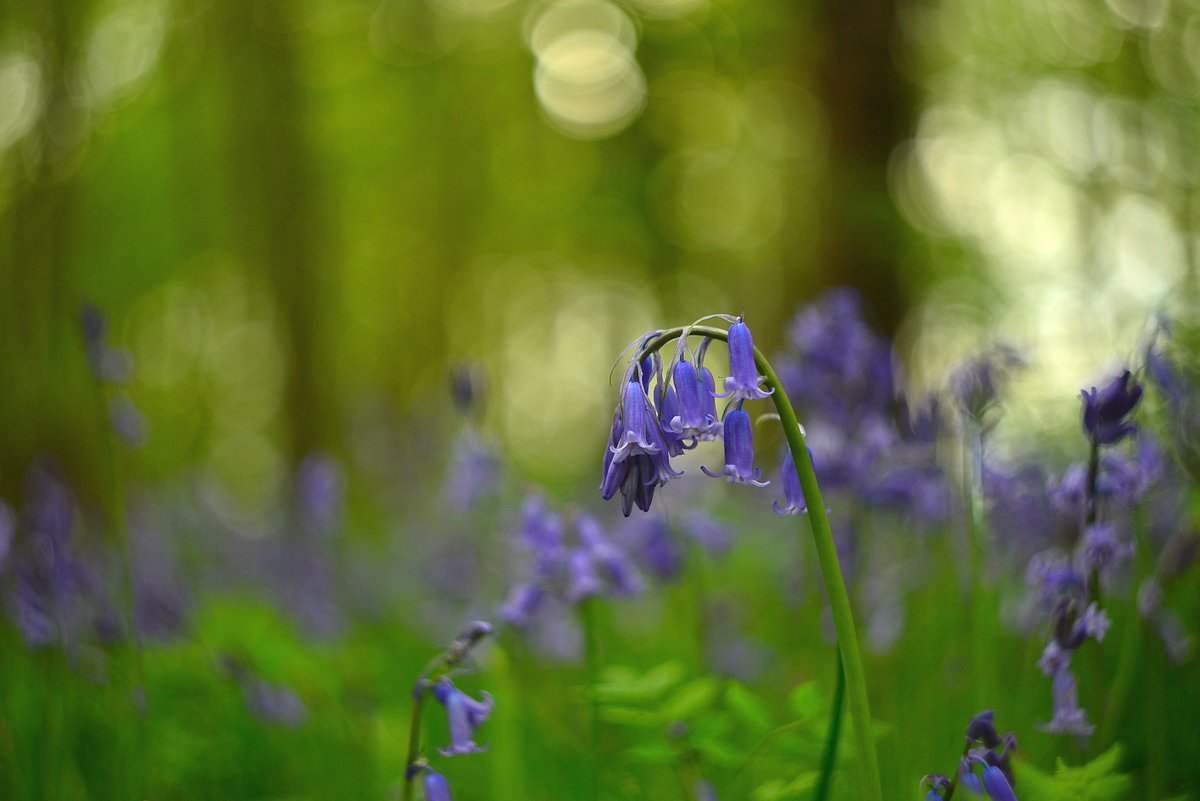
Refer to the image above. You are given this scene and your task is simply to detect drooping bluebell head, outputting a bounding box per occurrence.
[719,320,773,401]
[1081,370,1142,445]
[601,381,682,516]
[669,359,721,441]
[702,408,769,487]
[773,448,807,516]
[432,677,494,757]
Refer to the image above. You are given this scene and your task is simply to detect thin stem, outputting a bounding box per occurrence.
[961,424,988,710]
[400,692,426,801]
[580,599,602,801]
[812,651,845,801]
[637,326,882,801]
[401,652,458,801]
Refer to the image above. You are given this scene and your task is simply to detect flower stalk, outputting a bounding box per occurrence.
[633,325,883,801]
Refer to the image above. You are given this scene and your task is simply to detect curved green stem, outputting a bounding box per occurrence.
[638,326,882,801]
[813,652,845,801]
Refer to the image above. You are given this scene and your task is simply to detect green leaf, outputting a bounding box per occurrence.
[787,681,825,721]
[598,706,663,728]
[595,661,685,705]
[661,677,720,721]
[726,682,774,734]
[1018,745,1133,801]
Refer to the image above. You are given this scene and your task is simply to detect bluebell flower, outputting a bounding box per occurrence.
[424,768,453,801]
[977,760,1018,801]
[576,515,642,597]
[773,448,807,516]
[702,408,768,487]
[601,381,682,516]
[1081,370,1142,445]
[1078,523,1130,576]
[432,677,494,757]
[950,345,1023,424]
[1038,671,1093,737]
[657,383,687,457]
[958,759,984,796]
[668,360,721,441]
[1047,463,1088,524]
[965,710,1002,748]
[718,320,773,401]
[778,289,894,427]
[921,775,950,801]
[520,496,566,579]
[1037,641,1071,677]
[565,548,603,603]
[498,583,545,629]
[638,519,683,581]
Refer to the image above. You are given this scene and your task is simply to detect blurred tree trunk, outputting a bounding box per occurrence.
[813,0,911,333]
[0,0,91,494]
[218,0,333,464]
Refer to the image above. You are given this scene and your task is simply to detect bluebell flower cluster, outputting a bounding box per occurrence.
[922,711,1019,800]
[774,290,950,531]
[499,496,643,637]
[600,318,777,517]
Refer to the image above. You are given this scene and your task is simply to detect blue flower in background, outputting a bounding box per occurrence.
[432,677,494,757]
[1081,370,1142,445]
[1038,671,1093,737]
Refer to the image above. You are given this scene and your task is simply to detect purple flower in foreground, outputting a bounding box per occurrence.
[601,382,681,516]
[669,360,721,441]
[1039,671,1093,737]
[718,320,773,401]
[1081,370,1142,445]
[702,408,768,487]
[432,678,494,757]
